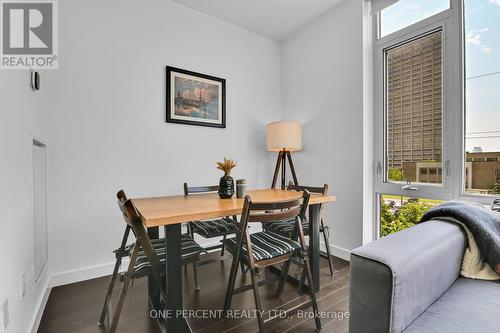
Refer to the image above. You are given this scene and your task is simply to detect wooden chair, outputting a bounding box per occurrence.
[223,191,321,332]
[263,182,335,276]
[98,191,204,332]
[97,190,130,327]
[184,183,239,256]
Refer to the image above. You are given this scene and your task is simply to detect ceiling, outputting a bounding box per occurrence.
[171,0,345,41]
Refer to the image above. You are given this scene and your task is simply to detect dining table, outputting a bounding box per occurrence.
[132,188,336,333]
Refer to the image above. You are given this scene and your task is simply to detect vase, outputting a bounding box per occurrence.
[218,175,235,199]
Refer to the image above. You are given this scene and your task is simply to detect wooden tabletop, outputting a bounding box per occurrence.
[133,188,336,228]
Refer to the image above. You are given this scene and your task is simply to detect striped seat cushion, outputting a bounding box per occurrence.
[263,218,309,238]
[224,231,302,262]
[125,235,204,278]
[190,217,239,238]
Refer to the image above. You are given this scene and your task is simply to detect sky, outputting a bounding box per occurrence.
[175,77,219,103]
[382,0,500,152]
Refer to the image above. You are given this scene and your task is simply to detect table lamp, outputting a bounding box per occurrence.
[266,121,302,189]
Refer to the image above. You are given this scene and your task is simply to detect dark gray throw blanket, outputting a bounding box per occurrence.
[421,201,500,276]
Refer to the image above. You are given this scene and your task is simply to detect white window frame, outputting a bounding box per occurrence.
[374,5,458,201]
[455,1,500,204]
[372,0,499,242]
[371,0,500,240]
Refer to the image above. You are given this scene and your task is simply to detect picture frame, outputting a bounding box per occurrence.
[166,66,226,128]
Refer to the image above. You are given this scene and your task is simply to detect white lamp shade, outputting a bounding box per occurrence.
[266,121,302,152]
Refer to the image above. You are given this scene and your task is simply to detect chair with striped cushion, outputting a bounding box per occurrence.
[98,190,204,333]
[223,191,321,333]
[184,183,239,256]
[126,235,205,279]
[263,182,335,276]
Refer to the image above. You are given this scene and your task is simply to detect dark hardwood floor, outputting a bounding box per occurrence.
[38,253,350,333]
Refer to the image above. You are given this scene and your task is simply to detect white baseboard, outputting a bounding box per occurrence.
[319,240,351,262]
[27,278,51,333]
[28,261,120,333]
[49,261,124,288]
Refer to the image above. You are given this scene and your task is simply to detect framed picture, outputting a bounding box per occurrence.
[166,66,226,128]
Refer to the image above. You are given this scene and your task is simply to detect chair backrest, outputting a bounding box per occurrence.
[288,182,328,220]
[241,190,310,226]
[236,191,311,265]
[116,190,131,250]
[183,183,237,222]
[117,189,128,203]
[183,183,219,195]
[288,181,328,195]
[117,195,163,281]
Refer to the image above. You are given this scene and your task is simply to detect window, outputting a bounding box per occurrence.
[374,0,499,241]
[379,194,441,237]
[380,0,450,37]
[464,0,500,195]
[374,0,457,239]
[385,31,444,185]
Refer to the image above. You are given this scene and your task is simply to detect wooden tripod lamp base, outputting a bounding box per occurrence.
[271,149,298,189]
[267,121,302,190]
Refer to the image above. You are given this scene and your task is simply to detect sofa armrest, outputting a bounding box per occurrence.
[349,220,466,333]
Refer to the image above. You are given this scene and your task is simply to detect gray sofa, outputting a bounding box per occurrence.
[349,220,500,333]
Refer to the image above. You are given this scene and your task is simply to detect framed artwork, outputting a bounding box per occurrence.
[166,66,226,128]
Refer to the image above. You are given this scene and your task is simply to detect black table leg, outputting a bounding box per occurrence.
[308,204,321,292]
[147,227,162,312]
[164,224,190,333]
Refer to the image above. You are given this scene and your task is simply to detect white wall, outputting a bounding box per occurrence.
[0,70,50,333]
[281,0,365,258]
[43,0,282,276]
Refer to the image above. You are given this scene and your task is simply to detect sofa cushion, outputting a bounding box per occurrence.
[404,278,500,333]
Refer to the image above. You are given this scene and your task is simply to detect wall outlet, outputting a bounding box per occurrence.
[0,298,9,332]
[20,271,26,300]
